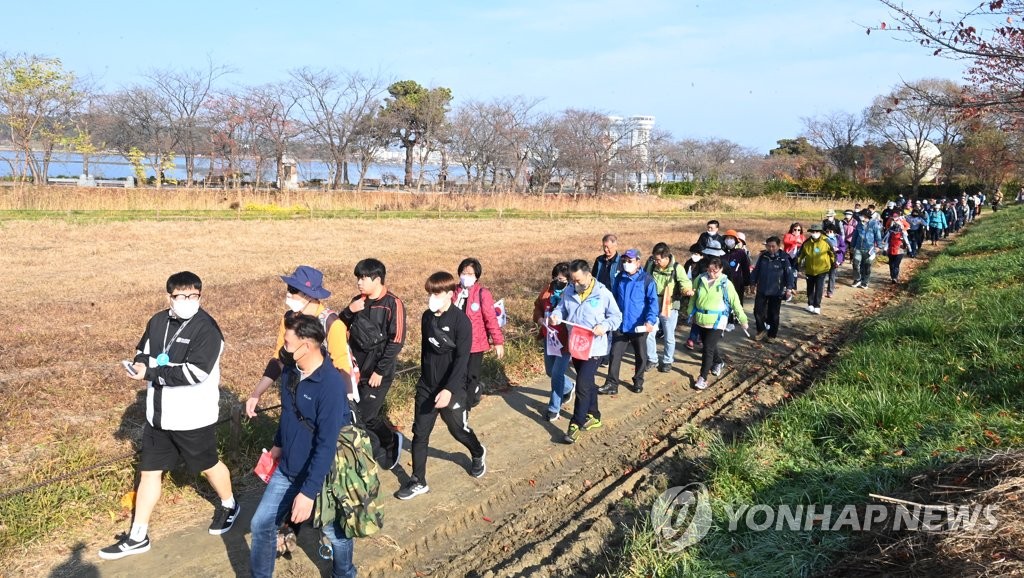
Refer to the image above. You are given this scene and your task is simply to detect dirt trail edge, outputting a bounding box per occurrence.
[57,257,919,578]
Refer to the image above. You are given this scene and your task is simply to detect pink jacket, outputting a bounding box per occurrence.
[455,284,505,353]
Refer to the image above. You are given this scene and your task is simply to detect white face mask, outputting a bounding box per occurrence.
[285,296,307,313]
[691,254,702,262]
[170,299,200,320]
[428,294,447,312]
[460,275,476,288]
[622,262,638,274]
[811,232,822,240]
[724,239,736,249]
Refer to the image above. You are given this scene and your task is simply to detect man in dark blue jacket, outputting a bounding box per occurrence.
[250,314,355,578]
[751,237,795,341]
[600,249,659,394]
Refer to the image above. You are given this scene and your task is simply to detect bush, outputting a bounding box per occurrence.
[648,181,697,196]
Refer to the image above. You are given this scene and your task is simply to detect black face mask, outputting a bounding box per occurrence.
[552,279,567,291]
[278,343,306,366]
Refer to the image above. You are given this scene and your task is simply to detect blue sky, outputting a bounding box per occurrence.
[8,0,965,152]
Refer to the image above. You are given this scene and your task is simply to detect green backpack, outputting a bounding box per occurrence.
[313,425,385,538]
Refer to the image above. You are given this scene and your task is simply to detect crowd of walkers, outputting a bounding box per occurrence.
[99,191,991,576]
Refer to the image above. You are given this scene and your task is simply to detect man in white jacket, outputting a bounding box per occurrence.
[99,271,238,561]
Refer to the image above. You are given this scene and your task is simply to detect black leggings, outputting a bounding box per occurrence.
[410,383,483,486]
[698,326,724,379]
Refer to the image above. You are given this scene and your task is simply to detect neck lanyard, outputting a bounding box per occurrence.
[158,316,192,366]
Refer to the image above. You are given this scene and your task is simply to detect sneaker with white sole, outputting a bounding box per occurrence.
[389,432,404,470]
[711,362,725,377]
[812,307,821,315]
[396,480,430,500]
[99,534,151,560]
[546,410,560,422]
[209,502,241,535]
[694,377,709,390]
[471,446,487,478]
[806,305,815,313]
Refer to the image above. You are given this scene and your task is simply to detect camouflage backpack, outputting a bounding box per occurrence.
[313,424,385,538]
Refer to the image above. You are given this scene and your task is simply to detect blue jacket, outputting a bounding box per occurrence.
[551,279,622,358]
[851,219,882,252]
[592,254,621,294]
[751,250,795,297]
[927,209,947,229]
[274,358,351,499]
[612,269,659,333]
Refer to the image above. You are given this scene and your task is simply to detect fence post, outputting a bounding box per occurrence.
[229,405,243,464]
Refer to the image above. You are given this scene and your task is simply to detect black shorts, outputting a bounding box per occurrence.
[139,422,220,474]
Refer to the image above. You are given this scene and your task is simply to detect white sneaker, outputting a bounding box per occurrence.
[806,305,815,313]
[813,307,821,315]
[694,377,709,390]
[726,323,736,332]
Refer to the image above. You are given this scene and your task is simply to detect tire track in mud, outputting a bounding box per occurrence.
[364,324,852,578]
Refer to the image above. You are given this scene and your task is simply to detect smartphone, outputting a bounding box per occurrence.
[122,360,138,376]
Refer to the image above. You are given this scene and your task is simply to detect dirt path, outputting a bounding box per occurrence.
[44,252,932,578]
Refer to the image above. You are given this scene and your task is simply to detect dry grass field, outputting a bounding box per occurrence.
[0,192,853,572]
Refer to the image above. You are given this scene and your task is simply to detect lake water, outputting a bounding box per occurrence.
[0,150,465,184]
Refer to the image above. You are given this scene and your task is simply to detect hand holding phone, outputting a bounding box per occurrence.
[122,360,138,376]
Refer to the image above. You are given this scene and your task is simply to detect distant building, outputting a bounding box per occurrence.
[609,115,656,189]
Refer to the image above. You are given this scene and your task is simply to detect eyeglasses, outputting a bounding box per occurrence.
[794,229,803,232]
[171,293,201,301]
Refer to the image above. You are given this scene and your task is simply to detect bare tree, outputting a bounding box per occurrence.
[866,79,965,194]
[99,86,179,187]
[243,82,303,188]
[801,111,865,176]
[350,110,388,190]
[290,68,387,189]
[553,109,631,194]
[145,60,232,186]
[524,113,561,193]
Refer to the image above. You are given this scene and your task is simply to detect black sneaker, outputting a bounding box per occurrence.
[390,432,404,470]
[645,361,657,373]
[209,502,241,535]
[471,446,487,478]
[396,480,430,500]
[98,533,151,560]
[597,383,618,395]
[657,363,671,373]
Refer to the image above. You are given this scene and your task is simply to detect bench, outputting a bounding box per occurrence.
[785,191,821,199]
[47,176,134,188]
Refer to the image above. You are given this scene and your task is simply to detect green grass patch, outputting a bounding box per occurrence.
[613,207,1024,577]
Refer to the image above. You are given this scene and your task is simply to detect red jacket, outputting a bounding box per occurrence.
[532,285,569,354]
[455,284,505,354]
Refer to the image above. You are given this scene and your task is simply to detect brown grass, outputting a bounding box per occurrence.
[0,212,812,571]
[0,184,856,216]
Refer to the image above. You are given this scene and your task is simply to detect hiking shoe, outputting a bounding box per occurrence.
[658,362,671,373]
[694,377,709,390]
[597,383,618,395]
[389,432,404,470]
[583,414,603,430]
[471,446,487,478]
[562,386,574,407]
[711,362,725,377]
[564,423,581,444]
[685,339,695,350]
[645,361,657,373]
[98,533,151,560]
[396,481,430,500]
[209,502,241,535]
[546,410,560,422]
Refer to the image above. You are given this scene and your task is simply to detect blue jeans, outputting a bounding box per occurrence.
[544,351,574,414]
[250,469,356,578]
[646,309,679,365]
